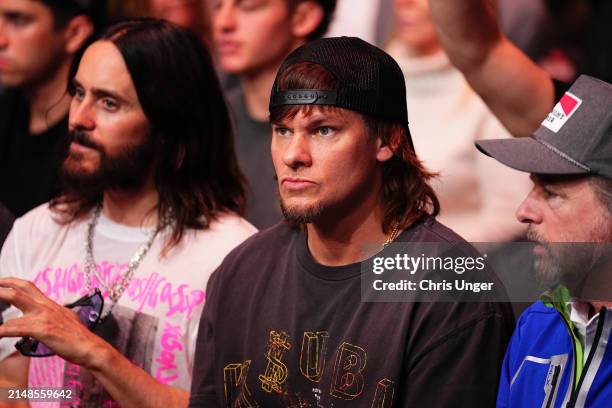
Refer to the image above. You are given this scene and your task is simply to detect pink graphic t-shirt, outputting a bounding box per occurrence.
[0,204,256,407]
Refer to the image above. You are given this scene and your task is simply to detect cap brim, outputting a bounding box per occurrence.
[476,137,589,176]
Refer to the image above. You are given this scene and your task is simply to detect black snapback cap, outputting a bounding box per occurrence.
[269,36,409,125]
[476,75,612,179]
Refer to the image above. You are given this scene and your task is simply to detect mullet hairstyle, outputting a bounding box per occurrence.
[270,62,440,234]
[52,19,246,252]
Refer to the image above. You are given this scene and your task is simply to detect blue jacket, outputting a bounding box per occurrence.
[497,297,612,407]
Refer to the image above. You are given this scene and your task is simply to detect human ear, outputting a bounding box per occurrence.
[376,128,401,162]
[291,1,324,40]
[64,15,94,55]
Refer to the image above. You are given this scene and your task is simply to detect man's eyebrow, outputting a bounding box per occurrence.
[303,115,347,129]
[2,10,33,19]
[305,118,333,127]
[71,79,129,104]
[90,87,129,104]
[272,118,296,129]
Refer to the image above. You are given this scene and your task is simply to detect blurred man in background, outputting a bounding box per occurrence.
[0,0,106,217]
[107,0,212,48]
[149,0,211,46]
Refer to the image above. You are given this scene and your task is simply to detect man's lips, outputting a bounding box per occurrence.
[0,57,10,69]
[396,15,420,28]
[216,40,241,55]
[281,177,316,191]
[69,141,97,154]
[532,242,551,257]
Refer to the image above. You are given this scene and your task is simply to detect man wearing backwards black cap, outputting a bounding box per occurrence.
[0,0,105,217]
[213,0,337,229]
[189,36,514,407]
[477,75,612,407]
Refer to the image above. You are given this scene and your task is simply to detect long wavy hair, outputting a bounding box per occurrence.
[269,62,439,233]
[51,19,246,252]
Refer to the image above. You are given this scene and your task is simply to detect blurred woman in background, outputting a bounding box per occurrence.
[386,0,529,242]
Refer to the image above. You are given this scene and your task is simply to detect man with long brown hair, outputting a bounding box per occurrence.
[189,37,514,407]
[0,19,255,407]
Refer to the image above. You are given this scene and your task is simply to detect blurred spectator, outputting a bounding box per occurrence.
[106,0,149,22]
[107,0,212,48]
[0,0,105,217]
[532,0,590,82]
[497,0,610,84]
[386,0,529,241]
[428,0,555,138]
[326,0,392,46]
[578,0,612,83]
[150,0,211,47]
[429,0,609,134]
[213,0,336,229]
[498,0,550,61]
[0,202,12,249]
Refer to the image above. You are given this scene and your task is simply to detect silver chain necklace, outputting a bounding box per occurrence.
[84,204,165,319]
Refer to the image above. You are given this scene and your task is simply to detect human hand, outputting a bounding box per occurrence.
[0,277,108,368]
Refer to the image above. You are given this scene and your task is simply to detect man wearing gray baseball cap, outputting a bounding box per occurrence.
[477,75,612,408]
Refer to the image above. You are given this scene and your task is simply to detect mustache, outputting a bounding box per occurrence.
[526,227,547,244]
[69,130,103,151]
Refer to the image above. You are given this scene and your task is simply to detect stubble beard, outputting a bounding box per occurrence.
[527,215,612,289]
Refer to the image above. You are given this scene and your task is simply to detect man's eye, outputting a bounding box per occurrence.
[239,0,264,11]
[317,127,334,137]
[274,127,290,136]
[72,87,85,100]
[543,188,559,198]
[101,98,118,110]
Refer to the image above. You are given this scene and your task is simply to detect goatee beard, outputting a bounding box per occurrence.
[279,199,324,225]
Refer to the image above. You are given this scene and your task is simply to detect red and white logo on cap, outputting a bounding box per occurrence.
[541,92,583,133]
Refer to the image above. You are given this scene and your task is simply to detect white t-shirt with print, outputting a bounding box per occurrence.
[0,204,256,407]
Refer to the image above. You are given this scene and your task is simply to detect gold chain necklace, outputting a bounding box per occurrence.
[383,223,401,248]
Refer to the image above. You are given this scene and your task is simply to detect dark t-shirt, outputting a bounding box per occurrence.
[226,87,283,229]
[0,88,68,217]
[189,217,515,407]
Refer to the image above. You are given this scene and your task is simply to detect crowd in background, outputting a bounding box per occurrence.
[0,1,611,406]
[1,0,611,242]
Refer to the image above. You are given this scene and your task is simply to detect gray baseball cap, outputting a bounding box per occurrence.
[476,75,612,179]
